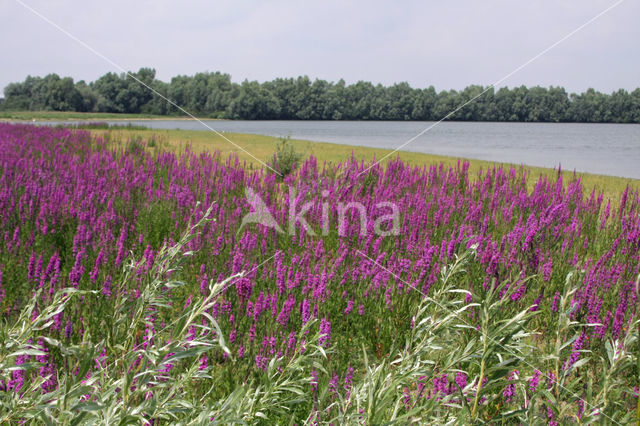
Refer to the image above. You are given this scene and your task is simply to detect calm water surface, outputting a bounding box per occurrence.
[48,120,640,179]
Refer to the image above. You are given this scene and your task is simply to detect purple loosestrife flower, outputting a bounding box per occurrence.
[529,369,541,393]
[90,248,105,284]
[285,331,297,354]
[0,269,4,304]
[53,312,63,331]
[511,281,526,302]
[28,252,36,280]
[612,289,629,340]
[34,254,43,284]
[530,291,544,312]
[551,292,560,312]
[313,270,328,302]
[319,317,332,348]
[38,253,58,288]
[102,275,112,297]
[239,319,251,342]
[236,278,253,301]
[65,320,73,339]
[403,387,412,409]
[595,310,613,339]
[578,399,585,419]
[433,374,448,399]
[300,298,311,324]
[343,365,355,399]
[447,239,456,259]
[143,245,154,273]
[68,249,86,289]
[310,370,319,392]
[546,371,556,390]
[255,354,268,370]
[329,374,339,396]
[275,251,286,294]
[115,226,127,269]
[40,362,57,393]
[344,300,354,315]
[542,258,552,281]
[503,370,518,403]
[548,407,557,426]
[184,294,193,309]
[143,322,155,350]
[8,354,28,392]
[253,291,265,321]
[48,253,61,297]
[276,294,297,327]
[186,325,197,341]
[565,331,586,370]
[200,273,208,296]
[159,352,175,374]
[455,372,467,390]
[417,376,427,400]
[198,355,208,371]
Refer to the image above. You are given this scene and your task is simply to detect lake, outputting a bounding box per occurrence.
[47,120,640,179]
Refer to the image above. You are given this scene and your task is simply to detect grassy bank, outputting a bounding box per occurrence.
[5,111,639,201]
[94,127,640,204]
[0,110,188,121]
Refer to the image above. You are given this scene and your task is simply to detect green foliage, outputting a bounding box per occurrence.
[55,122,148,131]
[269,136,302,177]
[125,135,145,155]
[3,70,640,122]
[1,227,637,423]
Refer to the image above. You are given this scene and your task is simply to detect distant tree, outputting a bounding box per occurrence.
[204,72,234,117]
[345,81,376,120]
[141,80,173,115]
[45,75,82,111]
[92,68,156,113]
[92,72,128,113]
[433,89,458,119]
[319,78,346,120]
[2,78,33,110]
[75,80,97,112]
[227,80,281,120]
[630,88,640,122]
[411,86,437,120]
[2,69,639,122]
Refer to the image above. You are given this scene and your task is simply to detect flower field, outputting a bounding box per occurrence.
[0,122,638,423]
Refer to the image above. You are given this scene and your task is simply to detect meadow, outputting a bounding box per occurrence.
[0,122,638,424]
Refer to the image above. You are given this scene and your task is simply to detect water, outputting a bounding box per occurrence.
[44,120,640,179]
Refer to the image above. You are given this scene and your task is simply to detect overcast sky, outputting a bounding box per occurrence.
[1,0,638,96]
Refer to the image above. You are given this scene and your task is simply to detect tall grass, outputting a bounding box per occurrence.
[1,215,636,422]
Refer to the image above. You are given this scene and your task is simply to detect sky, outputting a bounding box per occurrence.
[1,0,639,96]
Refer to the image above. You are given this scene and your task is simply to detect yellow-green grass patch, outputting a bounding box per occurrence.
[93,127,639,205]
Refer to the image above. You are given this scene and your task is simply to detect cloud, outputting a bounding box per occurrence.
[1,0,638,95]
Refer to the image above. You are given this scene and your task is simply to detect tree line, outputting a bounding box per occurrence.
[2,68,639,122]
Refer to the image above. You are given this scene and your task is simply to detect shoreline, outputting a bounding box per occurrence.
[83,127,640,204]
[0,119,637,187]
[1,116,637,192]
[2,112,640,126]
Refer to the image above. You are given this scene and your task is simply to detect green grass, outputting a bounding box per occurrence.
[93,127,640,205]
[0,110,187,121]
